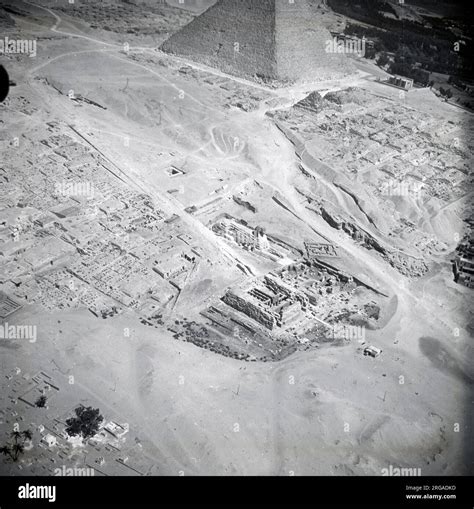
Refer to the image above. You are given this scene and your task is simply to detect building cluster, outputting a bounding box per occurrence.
[223,274,309,331]
[211,216,293,263]
[387,75,414,90]
[0,123,202,320]
[277,89,471,204]
[0,370,154,476]
[305,242,339,259]
[219,259,381,338]
[0,291,22,319]
[453,233,474,289]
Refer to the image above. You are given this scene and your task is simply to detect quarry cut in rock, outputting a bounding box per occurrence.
[161,0,354,84]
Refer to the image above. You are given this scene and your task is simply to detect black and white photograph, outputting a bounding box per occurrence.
[0,0,472,506]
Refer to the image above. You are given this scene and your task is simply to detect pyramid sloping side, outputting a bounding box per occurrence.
[161,0,278,81]
[161,0,354,83]
[275,0,354,81]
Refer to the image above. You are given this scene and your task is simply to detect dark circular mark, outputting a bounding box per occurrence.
[0,65,10,102]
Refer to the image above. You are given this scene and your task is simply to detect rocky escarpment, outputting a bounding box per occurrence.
[300,190,429,277]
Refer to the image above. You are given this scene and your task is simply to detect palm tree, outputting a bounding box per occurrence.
[0,445,13,460]
[22,430,33,441]
[12,443,24,461]
[10,431,22,443]
[35,395,47,408]
[0,428,33,462]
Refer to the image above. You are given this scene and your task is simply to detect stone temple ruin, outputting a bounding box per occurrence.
[161,0,354,83]
[453,233,474,289]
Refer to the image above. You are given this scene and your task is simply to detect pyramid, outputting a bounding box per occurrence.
[161,0,354,84]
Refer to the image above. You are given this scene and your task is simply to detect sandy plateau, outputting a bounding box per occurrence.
[0,0,472,476]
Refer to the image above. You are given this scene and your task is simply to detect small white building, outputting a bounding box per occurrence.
[42,434,57,447]
[104,421,129,439]
[364,345,382,358]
